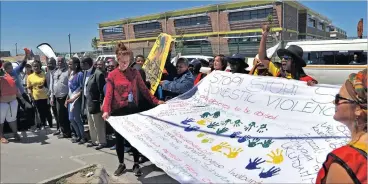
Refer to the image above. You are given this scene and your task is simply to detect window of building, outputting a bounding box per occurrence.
[102,26,124,34]
[228,8,273,22]
[134,22,161,32]
[174,16,209,27]
[308,18,316,28]
[317,22,324,31]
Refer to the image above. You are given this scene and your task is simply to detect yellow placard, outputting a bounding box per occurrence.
[142,33,173,95]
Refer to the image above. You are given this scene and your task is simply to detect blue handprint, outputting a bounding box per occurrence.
[238,135,251,143]
[230,131,242,138]
[184,126,200,132]
[181,118,194,125]
[259,166,281,179]
[245,157,265,170]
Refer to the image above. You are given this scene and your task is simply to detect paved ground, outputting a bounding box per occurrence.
[0,128,178,184]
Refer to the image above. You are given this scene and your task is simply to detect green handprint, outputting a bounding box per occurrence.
[233,119,243,127]
[213,111,221,118]
[256,124,268,133]
[244,122,256,131]
[222,119,232,126]
[207,122,220,129]
[216,127,229,135]
[248,138,260,148]
[261,139,274,148]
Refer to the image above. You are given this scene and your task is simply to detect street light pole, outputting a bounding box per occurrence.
[15,43,18,56]
[68,33,71,57]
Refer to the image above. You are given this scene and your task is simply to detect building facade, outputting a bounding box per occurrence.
[97,1,347,57]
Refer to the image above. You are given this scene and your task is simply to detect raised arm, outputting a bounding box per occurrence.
[161,73,194,94]
[258,24,270,67]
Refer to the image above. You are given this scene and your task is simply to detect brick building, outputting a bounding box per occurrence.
[97,1,347,57]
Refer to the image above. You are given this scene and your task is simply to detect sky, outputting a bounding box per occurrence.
[1,1,367,55]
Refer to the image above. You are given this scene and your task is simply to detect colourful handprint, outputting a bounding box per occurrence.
[197,119,207,126]
[260,139,274,148]
[259,166,281,179]
[233,119,243,127]
[213,111,221,118]
[246,157,265,170]
[248,138,260,147]
[200,112,212,118]
[207,122,220,129]
[230,131,242,138]
[181,118,194,125]
[216,127,229,135]
[266,149,284,164]
[238,135,251,143]
[211,142,231,152]
[184,126,200,132]
[201,138,214,144]
[224,147,243,159]
[197,132,207,138]
[222,119,232,126]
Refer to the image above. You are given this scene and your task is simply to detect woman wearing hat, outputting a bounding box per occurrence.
[228,54,249,74]
[315,69,367,184]
[258,25,317,86]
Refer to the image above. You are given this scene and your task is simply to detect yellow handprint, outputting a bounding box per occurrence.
[266,148,284,164]
[224,147,243,159]
[197,132,207,138]
[197,118,211,126]
[201,138,214,144]
[211,142,231,152]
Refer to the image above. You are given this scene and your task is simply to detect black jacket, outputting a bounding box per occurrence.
[85,68,106,114]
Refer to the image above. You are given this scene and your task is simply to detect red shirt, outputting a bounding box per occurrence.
[0,73,17,97]
[102,67,159,114]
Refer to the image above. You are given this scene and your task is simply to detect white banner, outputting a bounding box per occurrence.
[108,71,350,184]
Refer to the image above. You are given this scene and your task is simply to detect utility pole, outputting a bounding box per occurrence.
[15,43,17,56]
[68,33,72,57]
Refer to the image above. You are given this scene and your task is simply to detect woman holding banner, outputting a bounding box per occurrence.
[316,69,367,184]
[102,42,164,177]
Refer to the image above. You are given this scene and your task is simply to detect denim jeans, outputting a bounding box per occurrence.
[68,98,84,139]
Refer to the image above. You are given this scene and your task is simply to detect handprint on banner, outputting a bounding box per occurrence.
[244,122,256,131]
[230,131,242,138]
[216,127,229,135]
[213,111,221,118]
[233,119,243,127]
[245,157,266,170]
[211,142,231,152]
[197,132,207,138]
[184,126,200,132]
[266,149,284,164]
[197,119,207,126]
[201,138,214,144]
[260,139,274,148]
[259,166,281,179]
[248,138,261,147]
[256,124,268,133]
[238,135,251,143]
[181,118,194,125]
[207,122,220,129]
[222,119,232,126]
[200,112,212,118]
[224,148,243,159]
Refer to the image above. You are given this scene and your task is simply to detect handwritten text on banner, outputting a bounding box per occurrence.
[108,71,349,183]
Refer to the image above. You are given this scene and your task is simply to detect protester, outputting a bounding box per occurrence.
[159,58,194,98]
[249,55,273,76]
[258,24,318,86]
[228,54,249,74]
[0,62,22,143]
[134,55,145,66]
[189,59,206,85]
[46,58,60,134]
[316,69,367,184]
[65,57,85,144]
[85,58,107,150]
[107,59,118,73]
[102,42,164,177]
[51,57,71,138]
[22,64,33,88]
[213,54,228,71]
[27,60,53,129]
[80,57,94,125]
[208,58,214,70]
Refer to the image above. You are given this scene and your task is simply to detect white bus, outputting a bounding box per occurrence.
[284,39,367,85]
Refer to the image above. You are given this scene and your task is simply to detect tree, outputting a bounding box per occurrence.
[91,37,98,51]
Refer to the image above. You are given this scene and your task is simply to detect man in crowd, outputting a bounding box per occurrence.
[46,58,59,135]
[50,57,71,138]
[134,55,145,67]
[81,57,94,125]
[159,58,194,99]
[107,59,118,73]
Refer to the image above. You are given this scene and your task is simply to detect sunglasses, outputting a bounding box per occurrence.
[282,55,292,60]
[334,94,356,105]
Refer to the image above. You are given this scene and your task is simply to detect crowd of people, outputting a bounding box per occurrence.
[0,24,366,183]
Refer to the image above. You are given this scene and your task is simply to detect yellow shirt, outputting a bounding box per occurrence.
[27,72,48,100]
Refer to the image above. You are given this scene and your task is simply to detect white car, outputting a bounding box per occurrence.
[170,55,213,66]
